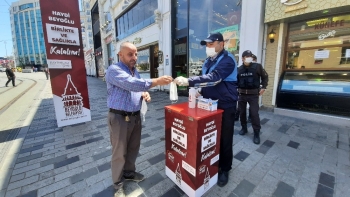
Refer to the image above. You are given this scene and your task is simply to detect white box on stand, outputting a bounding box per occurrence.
[197,97,218,111]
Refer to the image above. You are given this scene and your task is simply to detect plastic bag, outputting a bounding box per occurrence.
[141,99,148,122]
[170,81,178,103]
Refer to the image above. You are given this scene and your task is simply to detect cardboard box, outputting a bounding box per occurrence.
[197,97,218,111]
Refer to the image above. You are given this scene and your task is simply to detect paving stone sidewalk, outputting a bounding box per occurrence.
[1,76,350,197]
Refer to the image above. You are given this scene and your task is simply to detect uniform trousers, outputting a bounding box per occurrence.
[219,106,236,172]
[107,112,141,189]
[238,94,261,130]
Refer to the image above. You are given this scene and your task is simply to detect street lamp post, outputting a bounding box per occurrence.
[0,40,8,57]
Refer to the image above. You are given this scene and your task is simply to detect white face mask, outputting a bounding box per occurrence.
[244,57,253,64]
[206,47,217,57]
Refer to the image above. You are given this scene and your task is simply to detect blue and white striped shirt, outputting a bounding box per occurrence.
[106,62,153,112]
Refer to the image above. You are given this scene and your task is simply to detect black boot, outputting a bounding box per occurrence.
[253,130,260,144]
[217,170,229,187]
[239,125,248,135]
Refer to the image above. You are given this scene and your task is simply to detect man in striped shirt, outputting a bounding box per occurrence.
[106,42,172,197]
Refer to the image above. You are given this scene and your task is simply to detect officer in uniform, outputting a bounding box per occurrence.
[237,50,268,144]
[174,32,238,187]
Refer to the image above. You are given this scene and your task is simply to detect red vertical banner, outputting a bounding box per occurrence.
[40,0,91,127]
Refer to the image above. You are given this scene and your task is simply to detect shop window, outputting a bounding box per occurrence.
[19,3,33,11]
[115,0,157,39]
[186,0,241,77]
[107,43,114,66]
[136,48,150,79]
[286,14,350,70]
[172,0,188,79]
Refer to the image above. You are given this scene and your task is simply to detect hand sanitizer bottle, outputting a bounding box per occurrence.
[188,87,196,108]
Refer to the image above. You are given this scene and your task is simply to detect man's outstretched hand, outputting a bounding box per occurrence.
[174,76,189,86]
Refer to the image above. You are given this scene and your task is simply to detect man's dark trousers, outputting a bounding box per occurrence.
[238,94,261,130]
[219,106,236,171]
[6,77,15,87]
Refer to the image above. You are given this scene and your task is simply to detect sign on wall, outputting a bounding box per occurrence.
[213,25,239,52]
[314,50,330,59]
[40,0,91,127]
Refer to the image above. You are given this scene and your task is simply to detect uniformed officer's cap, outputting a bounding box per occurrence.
[200,32,224,45]
[242,50,253,57]
[252,54,257,60]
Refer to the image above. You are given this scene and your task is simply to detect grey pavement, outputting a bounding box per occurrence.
[0,76,349,197]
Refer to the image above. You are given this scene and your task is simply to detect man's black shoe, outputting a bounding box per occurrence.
[253,130,260,144]
[217,171,229,187]
[239,125,248,135]
[123,171,145,182]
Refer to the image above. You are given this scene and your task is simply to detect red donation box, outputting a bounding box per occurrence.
[165,102,223,197]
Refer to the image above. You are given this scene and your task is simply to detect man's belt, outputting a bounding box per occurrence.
[109,108,140,116]
[238,88,259,94]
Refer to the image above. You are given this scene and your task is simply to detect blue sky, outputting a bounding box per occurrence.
[0,0,81,58]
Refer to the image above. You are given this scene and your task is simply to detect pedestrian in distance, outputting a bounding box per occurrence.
[5,65,16,87]
[174,32,238,187]
[105,42,173,197]
[44,67,50,80]
[237,50,268,144]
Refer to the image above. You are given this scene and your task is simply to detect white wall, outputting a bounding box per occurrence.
[239,0,265,65]
[159,0,172,77]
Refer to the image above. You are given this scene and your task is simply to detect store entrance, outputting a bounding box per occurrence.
[136,43,159,79]
[151,44,159,78]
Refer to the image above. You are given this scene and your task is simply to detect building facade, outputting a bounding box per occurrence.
[111,0,162,80]
[263,0,350,118]
[96,0,266,86]
[9,0,46,68]
[81,0,97,77]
